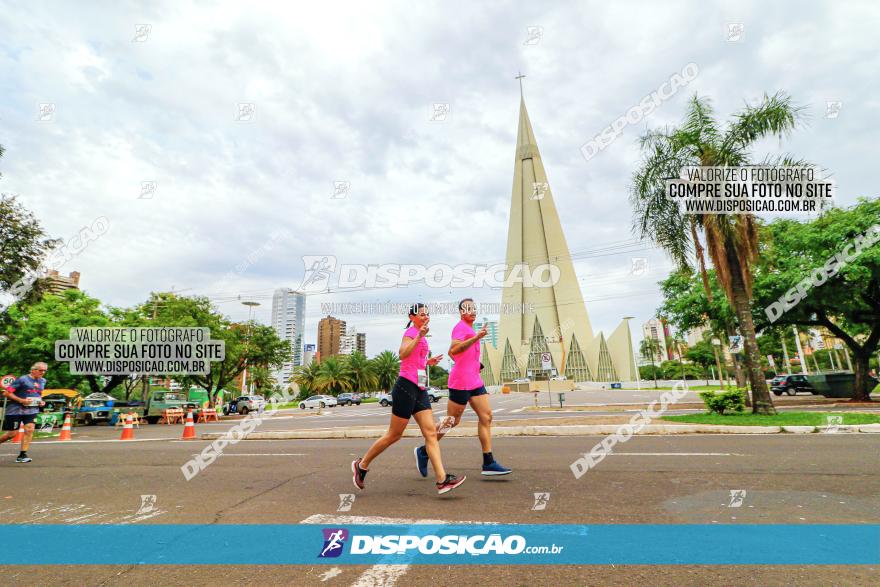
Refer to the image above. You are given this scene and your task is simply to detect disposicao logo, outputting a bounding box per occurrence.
[319,528,349,558]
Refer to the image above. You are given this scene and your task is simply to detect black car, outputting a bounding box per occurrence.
[770,374,814,396]
[337,392,362,406]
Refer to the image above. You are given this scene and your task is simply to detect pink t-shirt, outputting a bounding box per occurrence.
[448,320,483,390]
[400,326,429,388]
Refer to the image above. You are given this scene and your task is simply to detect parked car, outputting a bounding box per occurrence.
[377,392,393,407]
[337,392,362,406]
[299,395,337,409]
[513,378,530,384]
[426,388,448,403]
[770,374,814,396]
[550,375,567,381]
[235,395,267,415]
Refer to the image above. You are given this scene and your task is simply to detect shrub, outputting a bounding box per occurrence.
[699,388,747,415]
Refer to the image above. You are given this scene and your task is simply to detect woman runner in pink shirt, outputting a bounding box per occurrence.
[414,298,511,477]
[352,303,466,495]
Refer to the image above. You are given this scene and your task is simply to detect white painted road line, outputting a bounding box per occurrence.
[609,452,745,456]
[218,453,307,457]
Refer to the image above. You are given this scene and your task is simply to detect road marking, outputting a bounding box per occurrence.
[300,514,495,587]
[511,407,526,413]
[218,453,307,457]
[36,438,171,444]
[493,408,506,413]
[609,452,744,456]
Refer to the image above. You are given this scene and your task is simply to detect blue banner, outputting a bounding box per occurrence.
[1,524,877,565]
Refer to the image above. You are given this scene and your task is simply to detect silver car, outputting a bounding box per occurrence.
[299,395,338,409]
[236,395,266,415]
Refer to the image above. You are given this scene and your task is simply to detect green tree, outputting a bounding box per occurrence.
[346,351,378,392]
[293,362,321,396]
[0,289,117,393]
[686,340,716,385]
[314,356,353,395]
[147,294,289,404]
[0,193,60,312]
[631,92,805,414]
[751,198,880,400]
[639,337,661,388]
[371,350,400,392]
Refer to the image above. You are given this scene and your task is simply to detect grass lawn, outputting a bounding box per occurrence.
[662,412,880,426]
[362,397,378,403]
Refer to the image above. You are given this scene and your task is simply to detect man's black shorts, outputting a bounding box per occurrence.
[390,376,432,419]
[448,386,488,406]
[2,413,37,431]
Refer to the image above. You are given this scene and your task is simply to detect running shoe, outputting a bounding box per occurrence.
[436,474,466,495]
[414,445,429,478]
[351,458,368,490]
[481,461,512,476]
[15,455,32,463]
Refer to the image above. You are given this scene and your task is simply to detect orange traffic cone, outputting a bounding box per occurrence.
[58,413,72,441]
[119,414,135,440]
[181,409,196,440]
[12,422,25,443]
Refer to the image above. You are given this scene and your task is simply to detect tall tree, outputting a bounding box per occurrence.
[372,350,400,392]
[346,351,378,392]
[751,198,880,401]
[639,337,661,388]
[0,193,60,311]
[631,92,806,414]
[314,356,353,395]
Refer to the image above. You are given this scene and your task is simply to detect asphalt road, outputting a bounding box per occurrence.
[1,431,878,585]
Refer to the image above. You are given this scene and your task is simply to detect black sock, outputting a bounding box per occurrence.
[483,452,494,466]
[18,451,27,458]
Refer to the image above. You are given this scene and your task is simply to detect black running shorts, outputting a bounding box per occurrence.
[448,386,488,406]
[390,376,432,419]
[2,413,37,431]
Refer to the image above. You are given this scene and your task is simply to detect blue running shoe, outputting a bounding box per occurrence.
[481,460,512,476]
[414,445,429,478]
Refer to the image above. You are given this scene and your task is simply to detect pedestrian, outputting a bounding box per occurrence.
[351,303,466,495]
[414,298,512,477]
[0,362,48,463]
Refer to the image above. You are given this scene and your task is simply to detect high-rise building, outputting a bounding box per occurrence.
[490,95,636,383]
[356,332,367,355]
[42,270,80,295]
[318,316,347,359]
[271,288,305,387]
[473,319,499,349]
[641,318,671,363]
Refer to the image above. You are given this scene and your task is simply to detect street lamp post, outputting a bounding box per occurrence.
[241,301,261,395]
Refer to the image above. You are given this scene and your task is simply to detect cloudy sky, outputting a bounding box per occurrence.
[1,1,877,362]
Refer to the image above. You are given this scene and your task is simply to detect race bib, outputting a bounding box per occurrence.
[417,369,427,388]
[27,397,41,407]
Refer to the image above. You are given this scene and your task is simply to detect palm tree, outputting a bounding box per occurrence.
[314,356,353,395]
[346,351,378,392]
[631,92,804,414]
[371,350,400,392]
[292,361,322,396]
[667,334,689,388]
[639,337,661,388]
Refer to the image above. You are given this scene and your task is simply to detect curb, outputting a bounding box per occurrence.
[200,423,880,440]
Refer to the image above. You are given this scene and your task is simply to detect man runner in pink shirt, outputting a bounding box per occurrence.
[414,298,512,477]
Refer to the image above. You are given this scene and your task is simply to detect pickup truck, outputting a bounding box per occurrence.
[141,390,200,424]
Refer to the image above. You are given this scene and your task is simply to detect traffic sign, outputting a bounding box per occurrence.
[540,352,552,370]
[1,374,15,388]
